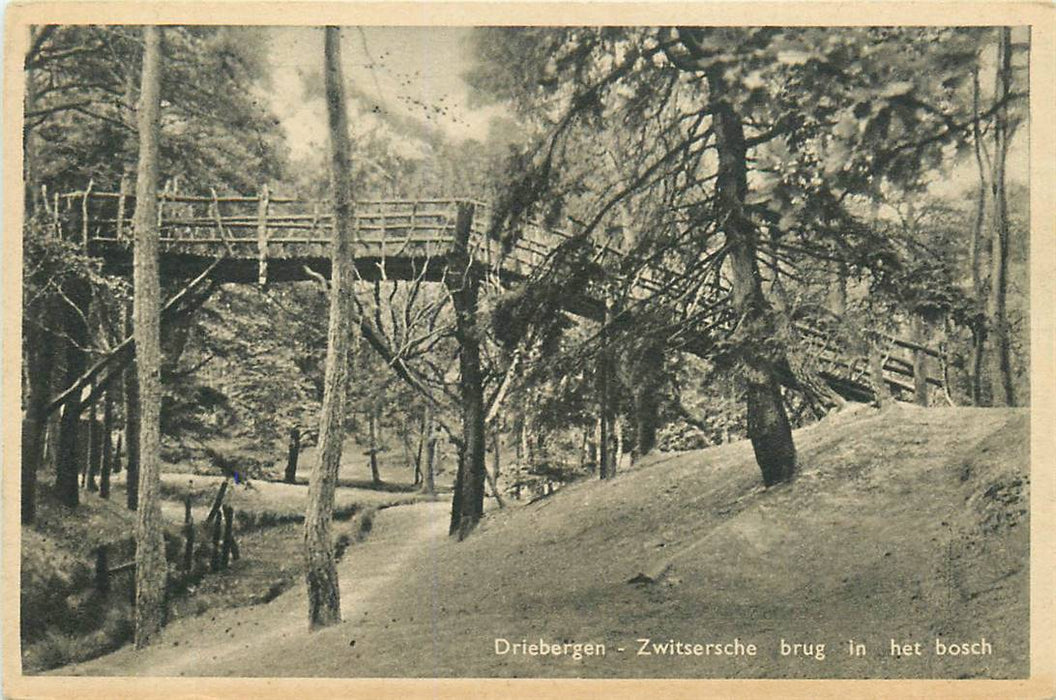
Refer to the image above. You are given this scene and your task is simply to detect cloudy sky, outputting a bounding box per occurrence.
[266,27,506,162]
[263,27,1027,198]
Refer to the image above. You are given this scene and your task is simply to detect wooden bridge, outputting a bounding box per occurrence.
[53,188,946,405]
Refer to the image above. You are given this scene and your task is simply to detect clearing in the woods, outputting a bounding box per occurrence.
[57,405,1029,679]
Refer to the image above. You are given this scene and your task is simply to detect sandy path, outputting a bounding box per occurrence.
[60,500,450,677]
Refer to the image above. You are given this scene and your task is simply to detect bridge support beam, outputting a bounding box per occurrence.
[447,203,486,539]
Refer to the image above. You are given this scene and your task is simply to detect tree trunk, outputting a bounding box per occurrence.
[707,66,796,487]
[597,303,617,480]
[21,306,54,524]
[305,26,355,630]
[284,427,301,484]
[55,278,90,508]
[113,433,123,474]
[368,410,381,485]
[969,64,990,406]
[449,450,463,535]
[23,31,41,215]
[519,417,530,472]
[413,412,426,486]
[988,28,1015,406]
[631,346,662,462]
[491,431,501,481]
[124,301,140,511]
[100,388,113,499]
[422,425,437,496]
[447,204,486,539]
[591,415,601,474]
[87,399,101,492]
[132,25,167,649]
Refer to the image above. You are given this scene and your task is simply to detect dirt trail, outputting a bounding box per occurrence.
[59,500,450,677]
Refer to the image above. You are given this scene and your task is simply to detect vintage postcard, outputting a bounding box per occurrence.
[3,2,1054,698]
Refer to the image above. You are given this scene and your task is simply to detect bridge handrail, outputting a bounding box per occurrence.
[69,189,944,391]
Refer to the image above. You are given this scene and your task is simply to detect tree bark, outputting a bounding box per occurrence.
[304,26,355,630]
[706,65,796,487]
[987,28,1015,406]
[132,25,167,649]
[284,427,301,484]
[447,204,486,539]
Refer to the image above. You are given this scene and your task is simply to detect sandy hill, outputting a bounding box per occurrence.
[60,405,1030,680]
[341,405,1030,679]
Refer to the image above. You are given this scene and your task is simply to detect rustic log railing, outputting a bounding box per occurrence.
[52,188,945,402]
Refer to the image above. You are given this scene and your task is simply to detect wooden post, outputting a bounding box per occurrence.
[204,479,229,527]
[95,545,110,598]
[81,179,93,248]
[912,316,929,407]
[257,184,270,287]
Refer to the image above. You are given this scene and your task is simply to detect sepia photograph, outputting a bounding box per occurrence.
[4,4,1054,697]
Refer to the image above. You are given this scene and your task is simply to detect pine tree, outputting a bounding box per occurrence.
[304,25,355,630]
[132,24,167,648]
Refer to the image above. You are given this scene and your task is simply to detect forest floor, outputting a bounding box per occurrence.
[54,405,1030,679]
[21,438,442,673]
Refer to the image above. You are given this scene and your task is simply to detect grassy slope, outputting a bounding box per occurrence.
[338,406,1029,679]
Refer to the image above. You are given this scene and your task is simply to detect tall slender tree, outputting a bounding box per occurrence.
[304,25,355,630]
[987,27,1016,406]
[132,24,167,648]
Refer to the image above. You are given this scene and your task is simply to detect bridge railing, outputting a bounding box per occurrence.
[63,191,472,245]
[57,188,944,400]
